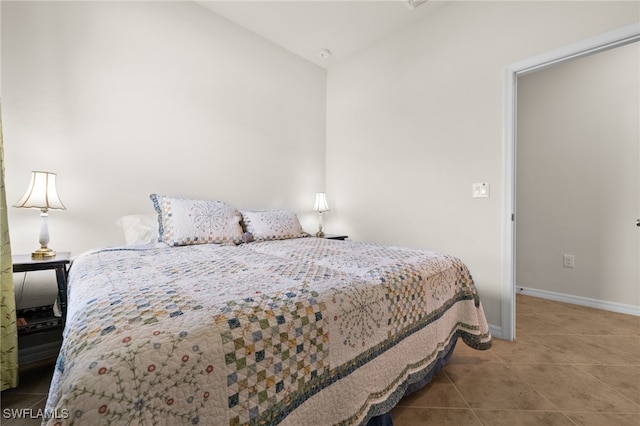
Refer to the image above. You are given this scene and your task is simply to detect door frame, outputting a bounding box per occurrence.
[502,22,640,341]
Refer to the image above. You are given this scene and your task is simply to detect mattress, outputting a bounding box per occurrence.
[44,237,491,425]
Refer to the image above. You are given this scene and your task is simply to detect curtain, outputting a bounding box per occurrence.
[0,102,18,391]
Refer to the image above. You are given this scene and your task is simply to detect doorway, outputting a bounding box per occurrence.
[502,23,640,341]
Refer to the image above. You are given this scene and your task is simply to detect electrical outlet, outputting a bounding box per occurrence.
[563,254,575,268]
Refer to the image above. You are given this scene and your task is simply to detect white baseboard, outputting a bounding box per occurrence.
[517,286,640,317]
[488,323,504,340]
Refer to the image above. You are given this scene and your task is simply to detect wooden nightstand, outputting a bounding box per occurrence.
[322,234,348,241]
[12,252,71,326]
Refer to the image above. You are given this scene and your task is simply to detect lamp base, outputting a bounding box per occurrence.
[32,247,56,259]
[315,230,325,238]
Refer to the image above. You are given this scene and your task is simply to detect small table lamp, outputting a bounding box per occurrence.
[13,171,66,259]
[312,192,330,237]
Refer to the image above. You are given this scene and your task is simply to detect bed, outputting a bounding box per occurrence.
[44,196,491,425]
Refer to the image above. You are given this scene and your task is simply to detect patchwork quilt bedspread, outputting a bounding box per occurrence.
[44,238,491,425]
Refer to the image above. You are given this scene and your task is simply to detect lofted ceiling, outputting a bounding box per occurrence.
[197,0,450,68]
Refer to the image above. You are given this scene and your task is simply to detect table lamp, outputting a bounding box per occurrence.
[312,192,330,237]
[14,171,66,259]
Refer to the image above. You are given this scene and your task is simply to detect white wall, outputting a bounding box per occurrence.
[4,0,638,327]
[326,1,639,332]
[516,42,639,309]
[2,1,326,307]
[3,0,327,256]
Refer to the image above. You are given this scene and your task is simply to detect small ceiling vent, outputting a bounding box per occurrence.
[406,0,428,9]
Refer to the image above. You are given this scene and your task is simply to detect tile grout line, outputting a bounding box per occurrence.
[489,340,571,420]
[515,296,640,421]
[441,370,486,425]
[571,363,640,411]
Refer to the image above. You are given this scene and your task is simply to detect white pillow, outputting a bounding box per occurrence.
[150,194,244,246]
[241,210,308,242]
[116,214,159,245]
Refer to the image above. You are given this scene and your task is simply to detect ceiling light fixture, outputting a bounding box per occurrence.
[406,0,428,9]
[318,48,332,60]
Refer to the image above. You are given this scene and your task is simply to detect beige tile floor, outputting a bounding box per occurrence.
[2,295,639,425]
[392,294,640,426]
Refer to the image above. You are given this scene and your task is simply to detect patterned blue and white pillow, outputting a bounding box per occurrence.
[241,210,308,242]
[150,194,244,246]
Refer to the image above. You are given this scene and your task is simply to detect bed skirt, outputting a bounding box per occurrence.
[366,337,458,426]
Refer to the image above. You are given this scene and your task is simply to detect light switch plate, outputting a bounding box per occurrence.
[472,183,490,198]
[563,254,575,268]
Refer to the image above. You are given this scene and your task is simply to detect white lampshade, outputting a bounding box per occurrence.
[14,171,66,258]
[14,171,66,211]
[312,192,330,212]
